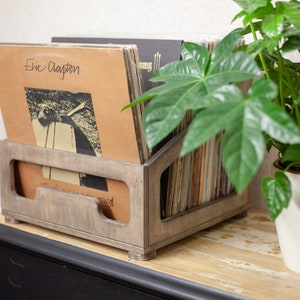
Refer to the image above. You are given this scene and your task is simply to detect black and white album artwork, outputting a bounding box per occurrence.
[24,87,108,191]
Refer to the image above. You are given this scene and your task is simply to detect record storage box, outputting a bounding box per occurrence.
[0,131,249,260]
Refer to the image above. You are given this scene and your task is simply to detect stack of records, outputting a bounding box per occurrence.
[0,43,148,222]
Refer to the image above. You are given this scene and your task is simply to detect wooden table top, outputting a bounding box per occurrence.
[1,209,299,300]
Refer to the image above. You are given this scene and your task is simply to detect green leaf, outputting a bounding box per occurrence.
[199,84,245,106]
[180,42,210,77]
[151,44,210,83]
[246,38,273,57]
[209,28,244,70]
[121,87,157,111]
[233,0,268,15]
[262,171,291,221]
[294,97,300,106]
[222,108,265,194]
[248,79,300,144]
[150,60,201,84]
[231,10,247,24]
[262,13,284,38]
[142,81,201,148]
[282,35,300,52]
[181,85,245,154]
[248,79,300,142]
[251,1,274,19]
[248,77,277,101]
[281,144,300,164]
[207,51,261,90]
[181,98,244,156]
[283,1,300,29]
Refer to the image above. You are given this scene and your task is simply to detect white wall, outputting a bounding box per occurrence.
[0,0,240,43]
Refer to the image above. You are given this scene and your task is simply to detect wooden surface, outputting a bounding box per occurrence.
[1,209,299,300]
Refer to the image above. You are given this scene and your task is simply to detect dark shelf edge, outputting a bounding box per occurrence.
[0,224,249,300]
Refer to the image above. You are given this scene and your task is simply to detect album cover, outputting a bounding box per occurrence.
[0,43,146,222]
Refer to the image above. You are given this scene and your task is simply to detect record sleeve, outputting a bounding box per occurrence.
[51,37,183,92]
[0,43,146,222]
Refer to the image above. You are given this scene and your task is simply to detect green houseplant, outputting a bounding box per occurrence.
[124,0,300,272]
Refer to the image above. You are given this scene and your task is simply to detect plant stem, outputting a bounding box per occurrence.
[249,21,270,80]
[277,48,300,124]
[277,49,285,109]
[295,107,300,125]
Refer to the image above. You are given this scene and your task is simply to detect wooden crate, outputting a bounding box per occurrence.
[0,132,249,260]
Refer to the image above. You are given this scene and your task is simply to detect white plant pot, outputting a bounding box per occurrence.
[274,160,300,274]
